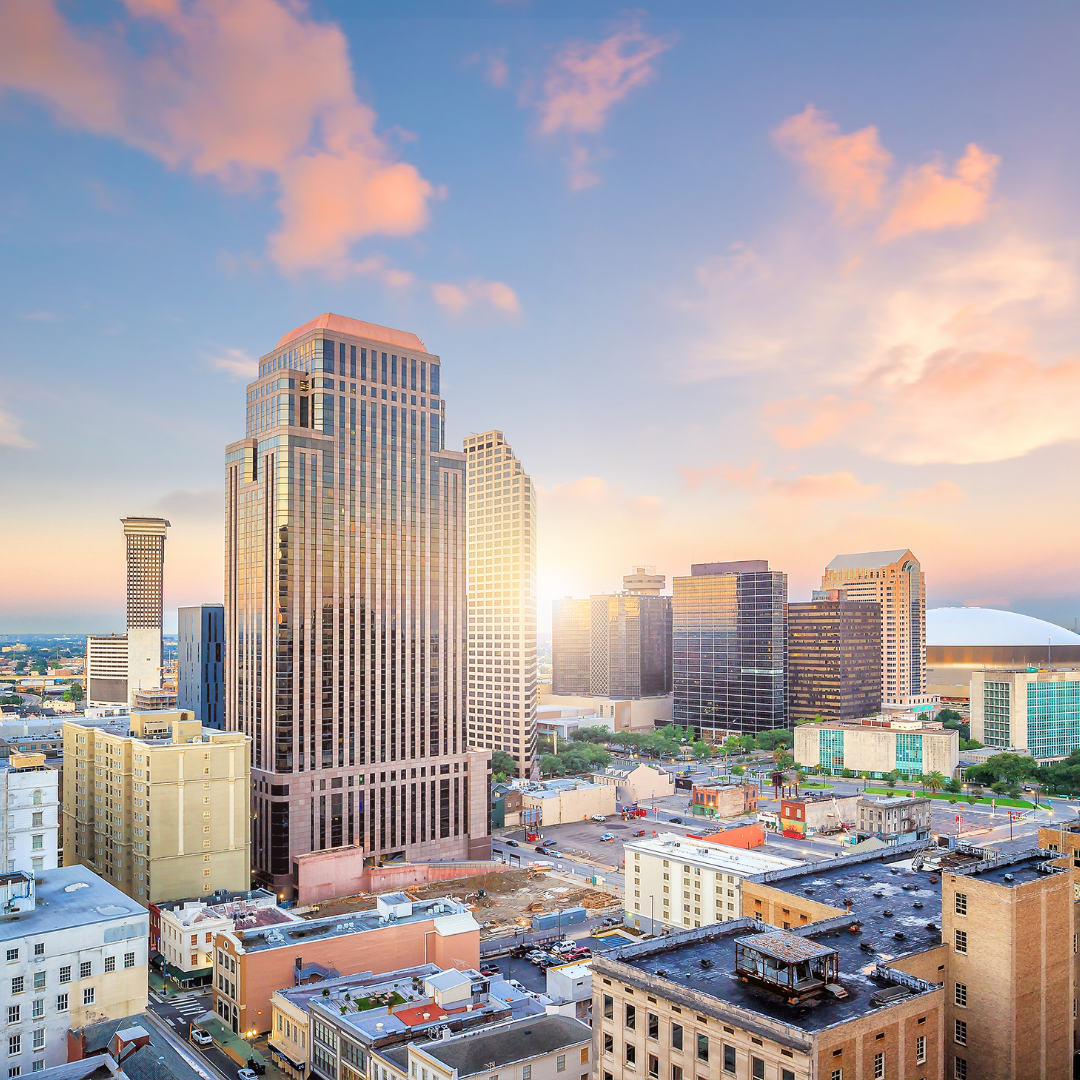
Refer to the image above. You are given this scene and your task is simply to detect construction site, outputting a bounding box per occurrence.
[298,866,622,938]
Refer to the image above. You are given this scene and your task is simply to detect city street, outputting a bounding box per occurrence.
[146,988,242,1080]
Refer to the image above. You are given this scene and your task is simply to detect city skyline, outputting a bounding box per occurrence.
[4,3,1080,634]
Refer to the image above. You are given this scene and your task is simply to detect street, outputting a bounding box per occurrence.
[147,989,243,1080]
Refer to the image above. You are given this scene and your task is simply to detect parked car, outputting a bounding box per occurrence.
[238,1070,258,1080]
[553,940,576,952]
[506,839,519,847]
[565,947,592,962]
[535,845,547,852]
[591,814,607,822]
[669,817,683,824]
[480,962,501,977]
[508,979,526,991]
[633,829,647,837]
[190,1030,213,1048]
[600,832,615,842]
[527,950,548,964]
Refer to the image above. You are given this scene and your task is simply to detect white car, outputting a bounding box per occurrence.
[591,814,607,822]
[190,1030,213,1048]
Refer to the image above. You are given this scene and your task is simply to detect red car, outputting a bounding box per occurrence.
[565,947,592,962]
[633,829,647,837]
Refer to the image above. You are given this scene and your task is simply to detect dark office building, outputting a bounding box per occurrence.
[673,560,787,738]
[177,603,225,729]
[788,597,882,722]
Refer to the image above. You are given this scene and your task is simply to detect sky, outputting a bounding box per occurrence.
[2,0,1080,633]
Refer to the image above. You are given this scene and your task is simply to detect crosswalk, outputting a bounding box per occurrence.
[148,990,211,1020]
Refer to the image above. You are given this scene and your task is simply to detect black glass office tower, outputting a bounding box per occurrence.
[673,560,787,738]
[178,603,225,728]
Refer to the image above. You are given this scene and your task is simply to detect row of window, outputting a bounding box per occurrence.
[6,990,86,1025]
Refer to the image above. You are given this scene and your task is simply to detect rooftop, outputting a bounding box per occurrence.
[927,606,1080,647]
[159,891,299,930]
[825,549,914,572]
[275,313,428,354]
[624,833,798,875]
[0,866,146,942]
[233,896,477,954]
[962,850,1066,888]
[416,1015,592,1078]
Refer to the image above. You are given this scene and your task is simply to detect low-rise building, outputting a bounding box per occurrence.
[546,962,593,1023]
[794,716,959,777]
[214,892,481,1036]
[591,762,673,804]
[623,833,798,934]
[856,795,932,843]
[152,888,302,988]
[272,963,546,1080]
[520,779,617,825]
[539,693,672,732]
[62,710,251,904]
[778,794,859,838]
[0,866,148,1073]
[407,1015,593,1080]
[66,1016,202,1079]
[0,752,60,873]
[689,781,758,820]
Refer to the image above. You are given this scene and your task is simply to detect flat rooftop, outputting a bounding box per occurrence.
[235,897,476,953]
[0,867,146,941]
[961,851,1066,888]
[625,833,799,875]
[418,1015,591,1077]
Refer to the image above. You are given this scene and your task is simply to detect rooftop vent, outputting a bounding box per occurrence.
[870,985,911,1007]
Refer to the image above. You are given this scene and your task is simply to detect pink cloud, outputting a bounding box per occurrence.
[880,144,999,241]
[900,481,964,509]
[431,279,521,315]
[683,461,879,504]
[536,19,671,136]
[762,395,875,451]
[205,348,256,380]
[773,105,892,219]
[0,0,434,272]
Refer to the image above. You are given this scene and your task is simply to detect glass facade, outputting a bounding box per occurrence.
[819,728,844,770]
[178,604,225,729]
[787,600,881,722]
[673,564,787,737]
[895,732,923,776]
[1026,680,1080,760]
[552,598,592,694]
[983,682,1011,747]
[226,320,484,892]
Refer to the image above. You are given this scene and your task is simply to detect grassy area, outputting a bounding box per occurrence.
[348,990,406,1012]
[861,787,1045,810]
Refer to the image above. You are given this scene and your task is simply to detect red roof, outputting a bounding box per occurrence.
[393,1003,458,1026]
[276,313,427,354]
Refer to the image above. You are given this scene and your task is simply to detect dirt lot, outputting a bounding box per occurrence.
[305,867,619,937]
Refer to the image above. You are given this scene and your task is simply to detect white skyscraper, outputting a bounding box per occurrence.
[463,431,537,777]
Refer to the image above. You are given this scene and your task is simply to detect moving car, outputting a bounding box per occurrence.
[190,1030,213,1048]
[535,845,547,852]
[633,829,647,837]
[600,832,615,842]
[669,817,683,824]
[506,839,519,847]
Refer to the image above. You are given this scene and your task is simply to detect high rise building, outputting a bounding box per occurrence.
[85,634,128,707]
[820,549,928,712]
[551,598,592,695]
[178,604,225,729]
[551,572,672,701]
[62,710,251,904]
[121,516,169,701]
[787,595,882,722]
[462,431,537,777]
[672,560,787,738]
[225,313,489,895]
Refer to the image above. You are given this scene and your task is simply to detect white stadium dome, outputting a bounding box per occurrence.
[927,607,1080,647]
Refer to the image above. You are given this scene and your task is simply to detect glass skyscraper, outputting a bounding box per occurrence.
[672,560,787,738]
[225,313,490,895]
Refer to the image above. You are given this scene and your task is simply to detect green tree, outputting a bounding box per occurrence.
[730,764,745,776]
[490,750,516,778]
[691,740,711,759]
[62,682,83,703]
[755,729,793,752]
[938,708,963,725]
[924,771,947,795]
[884,771,898,789]
[774,750,794,770]
[539,754,564,777]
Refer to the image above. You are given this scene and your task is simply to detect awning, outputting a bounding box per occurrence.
[270,1044,307,1071]
[164,961,212,981]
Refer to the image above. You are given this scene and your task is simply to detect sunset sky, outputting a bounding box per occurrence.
[2,0,1080,633]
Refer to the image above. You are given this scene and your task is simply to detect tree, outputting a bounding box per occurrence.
[924,771,947,795]
[774,750,794,770]
[539,754,564,777]
[755,729,793,752]
[731,764,745,776]
[490,751,516,778]
[960,738,983,751]
[884,771,898,789]
[938,708,963,725]
[63,682,83,703]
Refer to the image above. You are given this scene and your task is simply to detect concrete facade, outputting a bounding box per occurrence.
[539,694,673,732]
[62,710,251,904]
[856,795,932,842]
[464,430,538,778]
[84,636,128,708]
[226,315,491,894]
[177,604,225,729]
[521,780,617,826]
[0,752,60,873]
[591,763,674,803]
[121,517,169,705]
[794,717,959,778]
[778,794,858,837]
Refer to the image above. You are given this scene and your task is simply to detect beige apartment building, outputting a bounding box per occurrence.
[820,549,930,712]
[622,833,797,935]
[464,430,538,776]
[62,710,251,904]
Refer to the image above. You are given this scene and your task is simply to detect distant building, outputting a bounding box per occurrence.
[591,762,674,804]
[0,867,148,1072]
[84,635,127,708]
[673,560,787,738]
[689,781,759,820]
[177,604,225,729]
[130,687,176,711]
[551,598,591,695]
[121,517,169,703]
[787,596,882,722]
[0,752,59,873]
[778,794,859,837]
[970,667,1080,761]
[856,795,932,842]
[820,548,929,714]
[538,694,672,733]
[214,892,480,1035]
[62,710,251,904]
[623,832,797,934]
[520,778,617,825]
[794,716,960,778]
[464,431,538,776]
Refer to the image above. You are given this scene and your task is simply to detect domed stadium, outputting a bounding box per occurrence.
[927,607,1080,701]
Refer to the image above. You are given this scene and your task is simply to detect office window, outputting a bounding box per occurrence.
[671,1024,683,1051]
[30,1032,42,1052]
[696,1034,708,1062]
[723,1045,736,1074]
[626,1004,636,1030]
[751,1060,764,1080]
[874,1052,884,1079]
[58,968,69,985]
[8,1069,18,1078]
[603,995,613,1020]
[647,1055,659,1079]
[781,1072,795,1080]
[10,978,22,995]
[954,1059,967,1080]
[954,929,967,954]
[79,962,91,979]
[955,982,967,1007]
[8,1036,19,1056]
[5,950,16,963]
[7,1007,18,1024]
[557,1057,565,1073]
[82,989,94,1006]
[55,995,67,1013]
[124,953,135,969]
[954,1020,967,1046]
[32,975,43,992]
[522,1068,531,1080]
[954,892,967,916]
[625,1045,635,1068]
[647,1013,659,1040]
[603,1034,613,1056]
[29,1002,41,1021]
[671,1068,682,1080]
[104,957,115,973]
